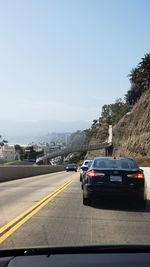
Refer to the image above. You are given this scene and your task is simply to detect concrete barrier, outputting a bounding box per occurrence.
[0,165,65,182]
[142,167,150,187]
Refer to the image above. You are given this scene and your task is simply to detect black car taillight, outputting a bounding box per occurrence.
[127,172,145,179]
[86,170,105,179]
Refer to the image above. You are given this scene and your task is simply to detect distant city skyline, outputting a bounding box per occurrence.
[0,119,91,144]
[0,0,150,122]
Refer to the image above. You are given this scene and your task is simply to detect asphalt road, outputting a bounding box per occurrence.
[0,168,150,249]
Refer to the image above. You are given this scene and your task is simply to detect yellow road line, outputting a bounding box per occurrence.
[0,173,78,244]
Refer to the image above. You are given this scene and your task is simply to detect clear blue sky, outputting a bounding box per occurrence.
[0,0,150,123]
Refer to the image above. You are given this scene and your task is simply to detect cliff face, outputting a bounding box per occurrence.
[84,123,109,159]
[113,90,150,162]
[83,90,150,166]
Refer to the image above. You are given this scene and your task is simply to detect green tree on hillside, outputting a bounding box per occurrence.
[126,53,150,105]
[101,98,130,125]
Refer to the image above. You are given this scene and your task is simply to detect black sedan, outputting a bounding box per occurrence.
[83,157,147,207]
[66,163,77,172]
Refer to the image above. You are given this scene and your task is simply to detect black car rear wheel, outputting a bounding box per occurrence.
[83,196,91,206]
[138,199,147,209]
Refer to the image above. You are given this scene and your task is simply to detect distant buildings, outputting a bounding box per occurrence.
[0,134,70,164]
[0,145,19,162]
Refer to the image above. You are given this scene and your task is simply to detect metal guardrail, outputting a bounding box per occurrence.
[36,142,113,164]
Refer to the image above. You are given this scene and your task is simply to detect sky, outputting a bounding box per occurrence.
[0,0,150,124]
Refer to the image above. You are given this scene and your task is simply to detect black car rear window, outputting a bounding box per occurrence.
[93,158,138,170]
[68,164,76,167]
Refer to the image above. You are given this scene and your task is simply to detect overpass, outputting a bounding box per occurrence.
[36,125,113,165]
[36,142,113,164]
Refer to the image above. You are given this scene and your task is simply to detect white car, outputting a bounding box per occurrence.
[80,160,92,182]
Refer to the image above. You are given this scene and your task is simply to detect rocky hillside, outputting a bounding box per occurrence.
[83,53,150,166]
[84,123,109,159]
[84,90,150,166]
[113,89,150,165]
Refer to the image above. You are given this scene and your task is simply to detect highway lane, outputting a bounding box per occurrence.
[0,168,150,248]
[0,171,76,229]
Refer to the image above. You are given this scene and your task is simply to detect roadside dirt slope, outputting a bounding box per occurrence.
[113,90,150,165]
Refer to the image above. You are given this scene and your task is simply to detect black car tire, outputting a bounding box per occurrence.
[83,196,91,206]
[81,184,83,190]
[80,175,82,182]
[138,199,147,209]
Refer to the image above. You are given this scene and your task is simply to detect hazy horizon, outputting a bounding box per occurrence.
[0,119,91,144]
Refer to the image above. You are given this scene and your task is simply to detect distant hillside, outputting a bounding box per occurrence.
[0,120,91,144]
